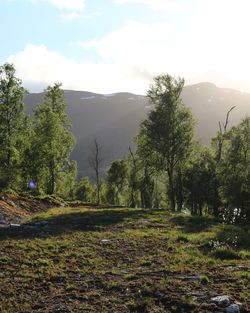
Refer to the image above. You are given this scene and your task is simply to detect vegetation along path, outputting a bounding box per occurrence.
[0,206,249,312]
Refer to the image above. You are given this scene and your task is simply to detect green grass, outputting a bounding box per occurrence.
[0,207,249,312]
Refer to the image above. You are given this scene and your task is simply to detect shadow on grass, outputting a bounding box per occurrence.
[0,208,159,241]
[215,224,250,249]
[170,215,219,233]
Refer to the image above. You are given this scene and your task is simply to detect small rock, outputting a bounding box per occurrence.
[40,220,48,226]
[234,301,243,308]
[35,220,48,227]
[176,275,200,281]
[227,265,248,272]
[138,218,149,224]
[211,295,231,307]
[101,239,111,244]
[55,303,62,310]
[10,223,21,228]
[225,304,240,313]
[80,295,89,301]
[200,303,208,309]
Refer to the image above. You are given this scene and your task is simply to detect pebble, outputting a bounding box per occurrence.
[101,239,111,244]
[225,304,240,313]
[10,223,21,227]
[211,295,231,307]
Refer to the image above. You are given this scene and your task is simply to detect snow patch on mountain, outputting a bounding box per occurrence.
[81,96,96,100]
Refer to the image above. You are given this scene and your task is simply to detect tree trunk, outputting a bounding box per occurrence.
[167,167,176,211]
[96,170,100,205]
[49,160,55,194]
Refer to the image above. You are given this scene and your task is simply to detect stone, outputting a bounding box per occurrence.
[211,295,230,307]
[35,220,48,227]
[10,223,21,228]
[55,303,63,310]
[176,275,200,281]
[200,303,208,309]
[234,301,243,308]
[227,265,248,272]
[225,304,240,313]
[101,239,111,244]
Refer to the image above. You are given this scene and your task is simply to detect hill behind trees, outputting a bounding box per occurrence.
[24,82,250,177]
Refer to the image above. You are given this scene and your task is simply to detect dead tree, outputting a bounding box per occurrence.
[213,106,236,216]
[216,106,236,163]
[128,146,138,208]
[88,139,103,204]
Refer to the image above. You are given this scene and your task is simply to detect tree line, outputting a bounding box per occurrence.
[0,63,249,224]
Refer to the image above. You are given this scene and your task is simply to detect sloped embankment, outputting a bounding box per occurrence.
[0,194,64,225]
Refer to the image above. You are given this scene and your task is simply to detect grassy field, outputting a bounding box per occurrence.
[0,206,249,312]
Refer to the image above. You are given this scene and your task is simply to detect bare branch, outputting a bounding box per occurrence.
[224,106,236,132]
[88,138,103,204]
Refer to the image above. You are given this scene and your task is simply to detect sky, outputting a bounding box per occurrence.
[1,0,250,94]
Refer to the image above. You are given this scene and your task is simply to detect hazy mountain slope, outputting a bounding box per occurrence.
[182,82,250,142]
[25,83,249,177]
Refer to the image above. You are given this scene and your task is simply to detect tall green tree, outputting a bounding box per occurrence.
[33,83,76,194]
[19,115,37,191]
[138,74,194,211]
[56,161,78,199]
[75,176,95,202]
[183,147,215,216]
[218,116,250,223]
[0,63,27,189]
[106,159,127,205]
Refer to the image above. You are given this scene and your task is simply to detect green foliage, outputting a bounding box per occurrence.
[139,165,154,208]
[0,64,248,226]
[0,63,27,189]
[199,275,210,284]
[218,116,250,223]
[32,83,76,194]
[138,74,195,211]
[56,161,78,199]
[183,146,216,215]
[212,245,240,259]
[106,159,127,205]
[75,177,95,202]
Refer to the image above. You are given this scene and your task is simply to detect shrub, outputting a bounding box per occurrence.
[212,246,240,259]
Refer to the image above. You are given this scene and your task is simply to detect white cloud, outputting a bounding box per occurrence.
[7,44,150,94]
[6,0,250,94]
[114,0,179,11]
[80,21,173,70]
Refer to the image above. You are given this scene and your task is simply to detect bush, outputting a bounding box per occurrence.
[212,246,240,259]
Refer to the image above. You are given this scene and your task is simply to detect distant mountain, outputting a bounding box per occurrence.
[25,83,249,177]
